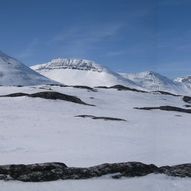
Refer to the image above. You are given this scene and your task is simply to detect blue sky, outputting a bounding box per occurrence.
[0,0,191,78]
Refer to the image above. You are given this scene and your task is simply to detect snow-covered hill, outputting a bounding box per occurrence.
[31,58,140,88]
[121,71,189,95]
[0,51,54,86]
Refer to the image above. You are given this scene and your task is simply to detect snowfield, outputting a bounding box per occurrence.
[1,175,191,191]
[0,85,190,190]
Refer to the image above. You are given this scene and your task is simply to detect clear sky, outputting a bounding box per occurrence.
[0,0,191,78]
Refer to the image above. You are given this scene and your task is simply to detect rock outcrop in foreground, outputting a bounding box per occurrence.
[0,162,191,182]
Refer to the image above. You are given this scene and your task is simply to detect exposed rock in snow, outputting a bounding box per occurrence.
[75,115,127,121]
[134,105,191,114]
[0,91,93,105]
[0,161,191,182]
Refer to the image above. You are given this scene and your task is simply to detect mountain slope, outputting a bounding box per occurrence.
[0,51,54,86]
[121,71,188,94]
[31,58,140,88]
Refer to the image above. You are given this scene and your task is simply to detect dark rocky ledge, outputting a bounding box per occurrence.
[0,91,94,106]
[184,104,191,108]
[75,115,126,121]
[96,85,147,93]
[134,106,191,114]
[183,96,191,104]
[0,162,191,182]
[151,91,180,97]
[70,85,97,92]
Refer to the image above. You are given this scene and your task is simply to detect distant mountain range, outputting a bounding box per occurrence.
[31,58,191,95]
[0,50,190,95]
[120,71,189,94]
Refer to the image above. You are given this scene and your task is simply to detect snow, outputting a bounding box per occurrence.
[0,52,191,190]
[0,51,54,86]
[1,175,191,191]
[31,58,140,88]
[0,84,190,190]
[0,85,189,166]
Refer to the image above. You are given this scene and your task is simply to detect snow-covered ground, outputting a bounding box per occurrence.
[1,174,191,191]
[0,85,190,190]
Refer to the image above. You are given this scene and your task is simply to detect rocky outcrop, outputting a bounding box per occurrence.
[0,91,94,106]
[134,106,191,114]
[75,115,126,121]
[152,91,180,96]
[70,85,97,92]
[183,96,191,104]
[160,164,191,178]
[96,85,147,93]
[0,162,158,182]
[0,162,191,182]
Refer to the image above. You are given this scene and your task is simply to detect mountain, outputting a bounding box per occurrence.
[174,76,191,89]
[0,51,54,86]
[120,71,188,94]
[31,58,140,88]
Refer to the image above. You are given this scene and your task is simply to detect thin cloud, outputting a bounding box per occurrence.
[47,23,125,57]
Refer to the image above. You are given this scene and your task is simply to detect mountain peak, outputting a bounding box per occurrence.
[175,76,191,83]
[121,71,187,94]
[31,58,140,88]
[32,58,104,73]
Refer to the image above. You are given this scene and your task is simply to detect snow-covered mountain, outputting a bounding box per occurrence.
[31,58,139,88]
[0,51,54,86]
[174,76,191,89]
[120,71,188,94]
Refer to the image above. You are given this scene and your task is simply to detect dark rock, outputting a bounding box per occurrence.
[0,93,29,97]
[183,96,191,104]
[96,85,147,93]
[160,164,191,178]
[1,162,191,182]
[134,106,191,114]
[0,91,94,106]
[70,85,97,92]
[152,91,180,97]
[48,84,68,87]
[185,105,191,108]
[75,115,127,121]
[0,162,158,182]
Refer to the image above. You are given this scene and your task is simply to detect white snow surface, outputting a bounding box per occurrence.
[121,71,190,95]
[0,51,54,86]
[31,58,140,88]
[1,175,191,191]
[0,85,190,190]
